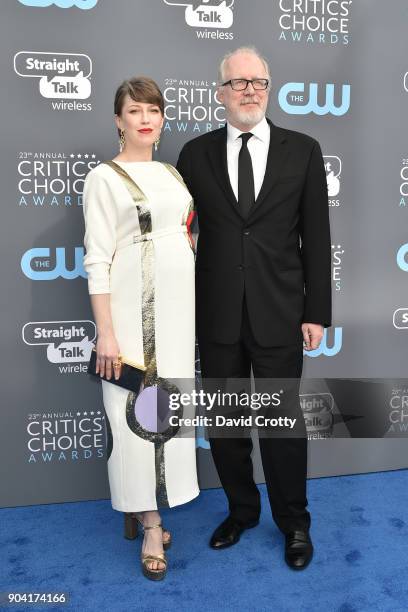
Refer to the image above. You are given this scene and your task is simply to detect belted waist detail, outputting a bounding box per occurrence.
[116,225,187,250]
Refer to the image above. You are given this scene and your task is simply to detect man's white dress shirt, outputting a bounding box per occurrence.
[226,116,270,201]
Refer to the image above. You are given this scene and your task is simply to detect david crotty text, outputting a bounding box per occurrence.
[168,415,297,429]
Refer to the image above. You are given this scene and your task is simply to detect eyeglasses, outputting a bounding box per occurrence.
[222,78,269,91]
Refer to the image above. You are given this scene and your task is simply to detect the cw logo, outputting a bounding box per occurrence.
[305,327,343,357]
[21,247,86,280]
[279,83,351,116]
[397,243,408,271]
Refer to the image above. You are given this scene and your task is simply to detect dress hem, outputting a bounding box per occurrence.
[110,487,200,513]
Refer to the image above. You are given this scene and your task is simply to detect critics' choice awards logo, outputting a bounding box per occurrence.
[332,244,344,291]
[397,244,408,272]
[387,387,408,435]
[18,152,99,208]
[14,51,92,111]
[393,309,408,330]
[278,82,350,116]
[21,247,86,280]
[324,155,342,206]
[18,0,98,8]
[300,393,334,439]
[22,321,95,373]
[399,158,408,208]
[163,0,234,39]
[27,410,105,464]
[164,79,225,134]
[304,327,342,357]
[278,0,352,45]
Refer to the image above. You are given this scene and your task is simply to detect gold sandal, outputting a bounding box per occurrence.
[140,523,168,581]
[124,513,172,550]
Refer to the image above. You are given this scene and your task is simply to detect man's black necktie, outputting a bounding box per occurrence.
[238,132,254,218]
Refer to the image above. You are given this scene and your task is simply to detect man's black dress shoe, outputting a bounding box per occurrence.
[284,530,313,570]
[210,516,259,549]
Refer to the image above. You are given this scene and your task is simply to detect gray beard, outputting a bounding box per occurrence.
[230,105,265,127]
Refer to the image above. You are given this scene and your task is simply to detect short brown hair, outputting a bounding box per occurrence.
[114,76,164,135]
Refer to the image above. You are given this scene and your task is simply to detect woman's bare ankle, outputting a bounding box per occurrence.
[140,510,161,528]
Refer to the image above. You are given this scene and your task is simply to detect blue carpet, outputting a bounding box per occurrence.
[2,470,408,612]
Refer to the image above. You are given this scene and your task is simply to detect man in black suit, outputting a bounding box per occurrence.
[177,47,331,570]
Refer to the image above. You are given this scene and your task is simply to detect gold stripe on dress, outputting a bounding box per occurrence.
[103,160,147,202]
[162,162,187,188]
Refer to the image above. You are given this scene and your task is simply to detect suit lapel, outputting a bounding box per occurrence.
[248,120,289,218]
[206,127,244,220]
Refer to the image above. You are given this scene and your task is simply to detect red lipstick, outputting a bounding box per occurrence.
[138,128,153,134]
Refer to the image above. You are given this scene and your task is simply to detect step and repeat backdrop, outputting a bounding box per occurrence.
[1,0,407,507]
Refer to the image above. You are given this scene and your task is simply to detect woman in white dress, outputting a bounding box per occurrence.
[83,77,199,580]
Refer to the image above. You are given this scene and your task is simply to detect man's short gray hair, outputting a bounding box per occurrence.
[218,46,271,85]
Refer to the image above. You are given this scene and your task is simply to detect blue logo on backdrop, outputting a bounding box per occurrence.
[397,244,408,271]
[278,83,350,116]
[21,247,86,280]
[18,0,98,7]
[305,327,343,357]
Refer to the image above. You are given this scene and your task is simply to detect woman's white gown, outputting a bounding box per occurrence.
[83,160,199,512]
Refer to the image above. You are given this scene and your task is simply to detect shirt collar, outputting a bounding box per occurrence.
[227,116,269,145]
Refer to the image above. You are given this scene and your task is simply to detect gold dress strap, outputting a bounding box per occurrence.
[162,163,195,221]
[162,162,188,188]
[102,160,147,202]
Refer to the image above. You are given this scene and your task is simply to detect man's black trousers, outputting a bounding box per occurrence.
[198,297,310,534]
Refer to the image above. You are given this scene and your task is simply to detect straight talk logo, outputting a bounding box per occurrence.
[163,0,234,40]
[13,51,93,111]
[22,320,95,373]
[300,393,334,438]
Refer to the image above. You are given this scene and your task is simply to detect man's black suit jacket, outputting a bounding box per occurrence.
[176,119,332,347]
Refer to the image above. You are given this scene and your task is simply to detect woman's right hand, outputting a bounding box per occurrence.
[95,333,121,380]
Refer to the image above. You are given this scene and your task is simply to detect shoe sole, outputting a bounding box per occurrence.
[142,566,167,581]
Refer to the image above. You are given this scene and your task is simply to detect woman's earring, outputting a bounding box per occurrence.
[119,129,125,153]
[154,137,160,152]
